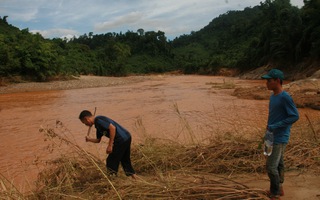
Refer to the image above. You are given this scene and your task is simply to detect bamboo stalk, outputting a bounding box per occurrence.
[87,107,97,137]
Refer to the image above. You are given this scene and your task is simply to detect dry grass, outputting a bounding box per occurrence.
[1,106,319,200]
[0,173,25,200]
[28,121,269,199]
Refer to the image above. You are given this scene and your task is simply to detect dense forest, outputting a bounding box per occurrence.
[0,0,319,81]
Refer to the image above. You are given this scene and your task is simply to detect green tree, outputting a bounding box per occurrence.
[137,28,144,36]
[245,0,303,68]
[16,32,62,81]
[102,42,131,76]
[299,0,320,59]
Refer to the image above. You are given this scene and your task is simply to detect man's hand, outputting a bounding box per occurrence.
[106,145,113,154]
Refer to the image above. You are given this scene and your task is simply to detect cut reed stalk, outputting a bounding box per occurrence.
[87,107,97,137]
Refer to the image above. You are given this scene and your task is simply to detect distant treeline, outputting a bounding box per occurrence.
[0,0,319,81]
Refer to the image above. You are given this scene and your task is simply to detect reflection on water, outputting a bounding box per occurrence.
[0,75,318,192]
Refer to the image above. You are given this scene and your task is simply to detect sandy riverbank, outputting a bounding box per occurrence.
[0,75,153,94]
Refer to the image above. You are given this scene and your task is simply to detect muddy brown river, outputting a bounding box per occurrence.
[0,75,318,192]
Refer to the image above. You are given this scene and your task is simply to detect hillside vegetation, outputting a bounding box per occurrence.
[0,0,319,82]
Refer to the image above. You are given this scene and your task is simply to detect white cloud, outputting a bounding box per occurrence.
[30,28,79,39]
[94,11,144,32]
[0,2,38,22]
[1,0,305,39]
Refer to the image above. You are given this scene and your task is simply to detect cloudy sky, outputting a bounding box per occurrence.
[1,0,304,40]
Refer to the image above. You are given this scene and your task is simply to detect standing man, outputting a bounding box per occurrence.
[261,69,299,199]
[79,110,136,179]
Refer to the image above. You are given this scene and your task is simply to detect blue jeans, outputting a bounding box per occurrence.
[266,143,286,196]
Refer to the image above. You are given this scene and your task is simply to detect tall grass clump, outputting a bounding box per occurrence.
[25,119,271,199]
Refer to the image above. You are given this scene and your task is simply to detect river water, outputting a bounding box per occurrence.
[0,75,318,192]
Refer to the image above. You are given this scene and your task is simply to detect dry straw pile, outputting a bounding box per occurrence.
[1,112,319,199]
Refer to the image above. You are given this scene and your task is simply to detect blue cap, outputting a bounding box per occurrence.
[261,69,284,80]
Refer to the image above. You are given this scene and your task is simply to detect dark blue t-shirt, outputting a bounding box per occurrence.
[94,116,131,145]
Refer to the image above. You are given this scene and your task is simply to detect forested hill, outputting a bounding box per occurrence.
[1,0,319,82]
[172,0,319,74]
